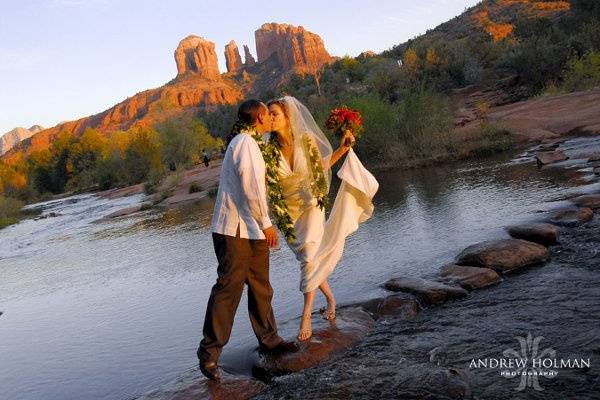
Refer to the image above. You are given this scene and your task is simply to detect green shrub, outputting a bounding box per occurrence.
[560,51,600,92]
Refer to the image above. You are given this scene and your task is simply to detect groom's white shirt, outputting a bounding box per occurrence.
[211,131,272,240]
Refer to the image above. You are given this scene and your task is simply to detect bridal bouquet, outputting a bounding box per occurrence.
[325,106,364,139]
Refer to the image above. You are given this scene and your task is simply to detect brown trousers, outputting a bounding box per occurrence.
[197,232,282,364]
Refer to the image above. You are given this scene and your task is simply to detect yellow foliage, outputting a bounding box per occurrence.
[403,48,419,71]
[426,48,441,66]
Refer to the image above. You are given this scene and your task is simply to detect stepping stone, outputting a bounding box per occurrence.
[570,194,600,210]
[252,307,374,380]
[455,239,548,273]
[550,207,594,227]
[439,264,502,290]
[383,276,468,306]
[506,223,559,246]
[374,293,421,319]
[535,151,568,166]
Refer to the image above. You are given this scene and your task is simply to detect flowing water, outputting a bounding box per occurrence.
[1,137,599,400]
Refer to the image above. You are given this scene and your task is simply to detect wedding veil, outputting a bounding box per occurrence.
[279,96,334,189]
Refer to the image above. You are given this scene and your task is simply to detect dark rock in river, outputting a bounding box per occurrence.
[439,264,502,290]
[252,307,373,380]
[455,239,548,273]
[594,167,600,175]
[506,222,559,246]
[383,276,468,306]
[375,293,421,319]
[550,207,594,227]
[535,150,568,166]
[570,194,600,210]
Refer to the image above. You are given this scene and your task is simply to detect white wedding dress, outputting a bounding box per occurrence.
[277,132,379,293]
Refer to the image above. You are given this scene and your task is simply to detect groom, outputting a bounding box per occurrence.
[197,99,297,381]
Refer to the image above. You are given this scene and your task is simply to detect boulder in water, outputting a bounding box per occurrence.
[375,293,421,319]
[570,194,600,210]
[439,264,502,290]
[252,307,374,380]
[455,239,548,273]
[535,150,568,166]
[550,207,594,227]
[160,370,265,400]
[383,276,468,306]
[506,223,559,246]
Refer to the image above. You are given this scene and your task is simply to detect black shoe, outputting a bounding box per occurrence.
[199,361,221,381]
[260,340,300,355]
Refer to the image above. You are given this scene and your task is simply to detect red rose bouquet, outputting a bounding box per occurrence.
[325,106,364,139]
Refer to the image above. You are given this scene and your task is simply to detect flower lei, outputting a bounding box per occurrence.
[252,130,297,244]
[302,135,329,210]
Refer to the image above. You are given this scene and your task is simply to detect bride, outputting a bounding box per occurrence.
[264,96,377,341]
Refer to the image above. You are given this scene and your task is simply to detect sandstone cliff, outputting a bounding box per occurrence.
[174,35,221,80]
[224,40,243,73]
[255,23,334,75]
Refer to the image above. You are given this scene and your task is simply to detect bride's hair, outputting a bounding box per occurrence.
[267,98,289,120]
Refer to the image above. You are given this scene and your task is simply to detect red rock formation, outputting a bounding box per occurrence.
[243,45,256,67]
[255,23,334,75]
[174,35,221,80]
[224,40,243,73]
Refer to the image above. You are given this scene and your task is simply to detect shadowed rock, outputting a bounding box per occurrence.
[535,150,568,166]
[375,293,421,319]
[455,239,548,273]
[589,154,600,162]
[506,222,559,246]
[252,307,374,380]
[439,264,503,290]
[570,194,600,210]
[550,207,594,227]
[594,167,600,175]
[383,277,468,306]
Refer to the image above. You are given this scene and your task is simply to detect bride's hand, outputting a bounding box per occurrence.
[340,130,355,149]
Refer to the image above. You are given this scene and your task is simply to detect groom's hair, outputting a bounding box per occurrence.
[238,99,266,125]
[226,99,266,146]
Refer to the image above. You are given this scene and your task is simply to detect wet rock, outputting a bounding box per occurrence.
[506,222,559,246]
[34,212,61,220]
[570,194,600,210]
[141,370,265,400]
[252,307,374,380]
[383,277,468,306]
[105,204,143,218]
[439,264,502,290]
[455,239,549,273]
[594,167,600,175]
[375,293,421,319]
[550,207,594,227]
[535,150,569,166]
[589,154,600,162]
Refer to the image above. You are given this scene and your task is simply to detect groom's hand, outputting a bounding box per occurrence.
[262,226,279,248]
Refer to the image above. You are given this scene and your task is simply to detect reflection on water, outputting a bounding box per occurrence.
[1,137,599,400]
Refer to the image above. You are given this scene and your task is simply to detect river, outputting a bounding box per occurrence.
[1,136,599,400]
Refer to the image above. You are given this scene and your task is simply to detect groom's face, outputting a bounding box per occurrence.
[255,103,271,133]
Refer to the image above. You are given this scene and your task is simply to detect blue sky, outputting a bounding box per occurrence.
[0,0,480,134]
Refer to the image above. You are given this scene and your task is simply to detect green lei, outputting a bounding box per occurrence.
[302,135,330,210]
[231,122,329,244]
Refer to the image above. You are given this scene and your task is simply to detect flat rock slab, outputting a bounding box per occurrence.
[570,194,600,210]
[383,276,468,306]
[140,371,265,400]
[506,223,559,246]
[439,264,502,290]
[252,307,374,380]
[550,207,594,227]
[536,150,568,165]
[455,239,548,273]
[105,204,143,218]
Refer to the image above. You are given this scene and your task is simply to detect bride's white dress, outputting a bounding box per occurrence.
[277,132,379,293]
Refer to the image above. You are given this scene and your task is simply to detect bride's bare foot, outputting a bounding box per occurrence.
[319,300,336,321]
[297,315,312,341]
